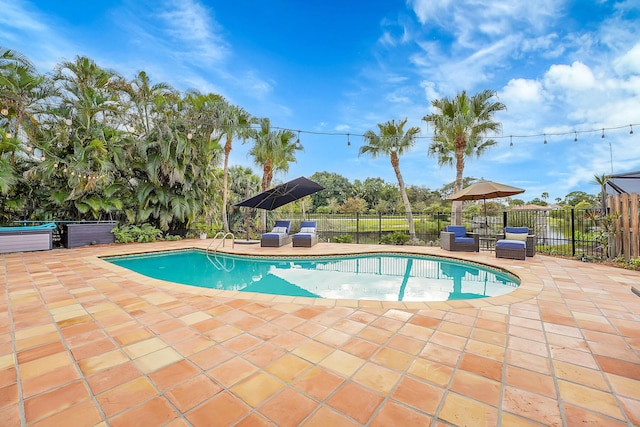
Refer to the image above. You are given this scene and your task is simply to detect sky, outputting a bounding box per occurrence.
[1,0,640,202]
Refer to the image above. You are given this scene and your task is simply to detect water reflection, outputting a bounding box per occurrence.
[107,251,519,302]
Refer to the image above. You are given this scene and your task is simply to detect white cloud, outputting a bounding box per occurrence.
[544,61,596,91]
[501,78,544,104]
[614,43,640,75]
[156,0,228,63]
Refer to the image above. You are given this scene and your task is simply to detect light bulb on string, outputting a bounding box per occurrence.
[296,130,301,148]
[65,117,72,126]
[574,131,578,143]
[543,134,547,145]
[129,125,135,132]
[26,144,32,152]
[187,131,193,140]
[601,128,605,139]
[40,155,45,161]
[631,125,634,135]
[1,107,7,116]
[347,133,351,146]
[5,131,11,138]
[509,135,513,147]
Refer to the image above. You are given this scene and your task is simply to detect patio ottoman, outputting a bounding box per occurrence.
[495,239,526,260]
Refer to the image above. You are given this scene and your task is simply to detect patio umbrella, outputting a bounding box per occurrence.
[234,176,324,210]
[448,180,525,228]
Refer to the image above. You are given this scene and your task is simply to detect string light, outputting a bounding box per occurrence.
[65,117,72,126]
[347,133,351,147]
[543,134,547,144]
[295,130,301,149]
[187,131,193,140]
[5,131,11,138]
[1,107,7,116]
[601,128,605,139]
[509,135,513,147]
[574,131,578,143]
[631,125,634,135]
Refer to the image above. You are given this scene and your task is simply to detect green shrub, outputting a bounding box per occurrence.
[164,234,182,241]
[113,224,163,243]
[380,231,410,245]
[333,234,353,243]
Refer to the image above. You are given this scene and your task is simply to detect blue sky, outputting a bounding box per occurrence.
[1,0,639,202]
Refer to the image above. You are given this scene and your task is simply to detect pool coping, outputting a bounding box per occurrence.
[88,241,544,311]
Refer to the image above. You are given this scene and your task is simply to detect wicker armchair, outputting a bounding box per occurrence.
[440,225,479,252]
[496,227,535,259]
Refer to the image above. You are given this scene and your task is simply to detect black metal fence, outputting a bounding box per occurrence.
[268,209,607,258]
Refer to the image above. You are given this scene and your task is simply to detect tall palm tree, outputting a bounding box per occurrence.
[360,118,420,240]
[423,89,506,225]
[249,118,301,229]
[216,101,256,232]
[593,173,610,212]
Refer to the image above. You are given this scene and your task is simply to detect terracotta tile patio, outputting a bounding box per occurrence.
[1,239,639,426]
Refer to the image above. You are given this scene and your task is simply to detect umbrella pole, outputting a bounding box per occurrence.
[483,197,488,235]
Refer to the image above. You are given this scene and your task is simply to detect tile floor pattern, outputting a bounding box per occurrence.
[1,240,639,426]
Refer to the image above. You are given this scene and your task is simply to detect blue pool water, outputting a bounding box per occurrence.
[105,250,519,302]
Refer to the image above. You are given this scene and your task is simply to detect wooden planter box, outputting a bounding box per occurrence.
[0,224,55,254]
[62,222,116,248]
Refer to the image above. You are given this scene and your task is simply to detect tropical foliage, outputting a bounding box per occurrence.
[0,49,252,232]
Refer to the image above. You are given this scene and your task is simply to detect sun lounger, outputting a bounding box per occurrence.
[293,221,318,247]
[261,220,292,247]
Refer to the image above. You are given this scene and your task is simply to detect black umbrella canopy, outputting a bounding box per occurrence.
[234,176,324,211]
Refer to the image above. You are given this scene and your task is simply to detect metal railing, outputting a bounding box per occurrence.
[265,209,614,258]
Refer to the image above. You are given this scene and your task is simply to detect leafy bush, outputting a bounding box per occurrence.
[113,224,163,243]
[164,234,182,241]
[333,234,353,243]
[380,231,410,245]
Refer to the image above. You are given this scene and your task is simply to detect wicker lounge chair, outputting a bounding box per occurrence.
[495,227,535,260]
[440,225,479,252]
[293,221,318,247]
[261,220,292,247]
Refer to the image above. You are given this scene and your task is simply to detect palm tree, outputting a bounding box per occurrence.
[593,173,610,212]
[423,90,506,225]
[360,119,420,240]
[216,101,256,232]
[248,118,301,229]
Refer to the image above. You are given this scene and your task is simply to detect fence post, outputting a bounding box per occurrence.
[571,208,576,256]
[379,212,382,242]
[356,212,360,244]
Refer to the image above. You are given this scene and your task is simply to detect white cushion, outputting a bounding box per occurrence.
[300,227,315,233]
[505,232,528,241]
[272,226,287,234]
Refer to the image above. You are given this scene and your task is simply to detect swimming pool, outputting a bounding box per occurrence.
[105,250,519,302]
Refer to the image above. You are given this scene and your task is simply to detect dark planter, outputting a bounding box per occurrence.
[63,222,116,248]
